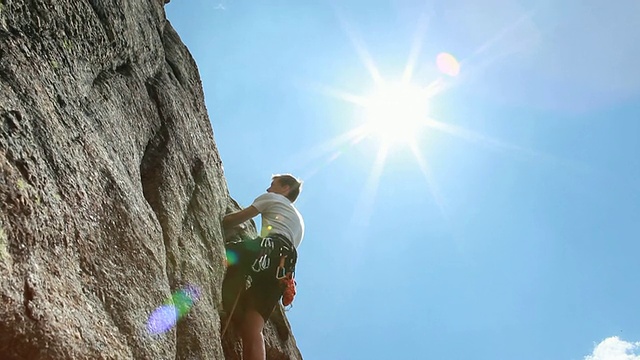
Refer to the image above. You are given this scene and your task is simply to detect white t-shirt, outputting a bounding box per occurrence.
[251,192,304,248]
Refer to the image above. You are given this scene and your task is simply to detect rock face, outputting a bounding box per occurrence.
[0,0,302,359]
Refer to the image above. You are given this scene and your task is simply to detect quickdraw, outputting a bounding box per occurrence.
[280,274,296,307]
[276,254,297,307]
[251,237,275,272]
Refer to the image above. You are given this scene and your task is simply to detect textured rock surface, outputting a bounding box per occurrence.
[0,0,302,359]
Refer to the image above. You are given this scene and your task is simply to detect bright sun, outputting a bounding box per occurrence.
[361,82,430,145]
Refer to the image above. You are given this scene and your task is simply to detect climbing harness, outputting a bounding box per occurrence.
[223,234,299,322]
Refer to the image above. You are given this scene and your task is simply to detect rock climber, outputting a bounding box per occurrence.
[221,174,304,360]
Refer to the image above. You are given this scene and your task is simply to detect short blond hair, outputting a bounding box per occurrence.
[272,174,303,202]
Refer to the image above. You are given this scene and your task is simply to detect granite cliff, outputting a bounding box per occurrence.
[0,0,302,358]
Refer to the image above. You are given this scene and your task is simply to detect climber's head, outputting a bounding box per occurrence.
[266,174,303,202]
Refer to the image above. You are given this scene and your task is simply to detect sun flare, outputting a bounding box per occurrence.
[298,9,546,239]
[361,82,430,145]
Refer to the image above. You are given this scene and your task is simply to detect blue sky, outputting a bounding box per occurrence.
[165,1,640,359]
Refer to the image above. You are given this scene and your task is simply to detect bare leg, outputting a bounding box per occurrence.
[241,308,266,360]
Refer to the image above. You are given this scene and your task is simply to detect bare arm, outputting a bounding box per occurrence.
[222,206,260,230]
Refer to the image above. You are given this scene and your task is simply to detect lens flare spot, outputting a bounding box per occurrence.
[225,249,239,266]
[147,285,201,335]
[183,284,201,302]
[267,225,272,230]
[172,290,195,317]
[147,305,179,335]
[436,52,460,77]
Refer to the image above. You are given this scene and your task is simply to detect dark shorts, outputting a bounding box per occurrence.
[223,235,296,322]
[240,270,284,321]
